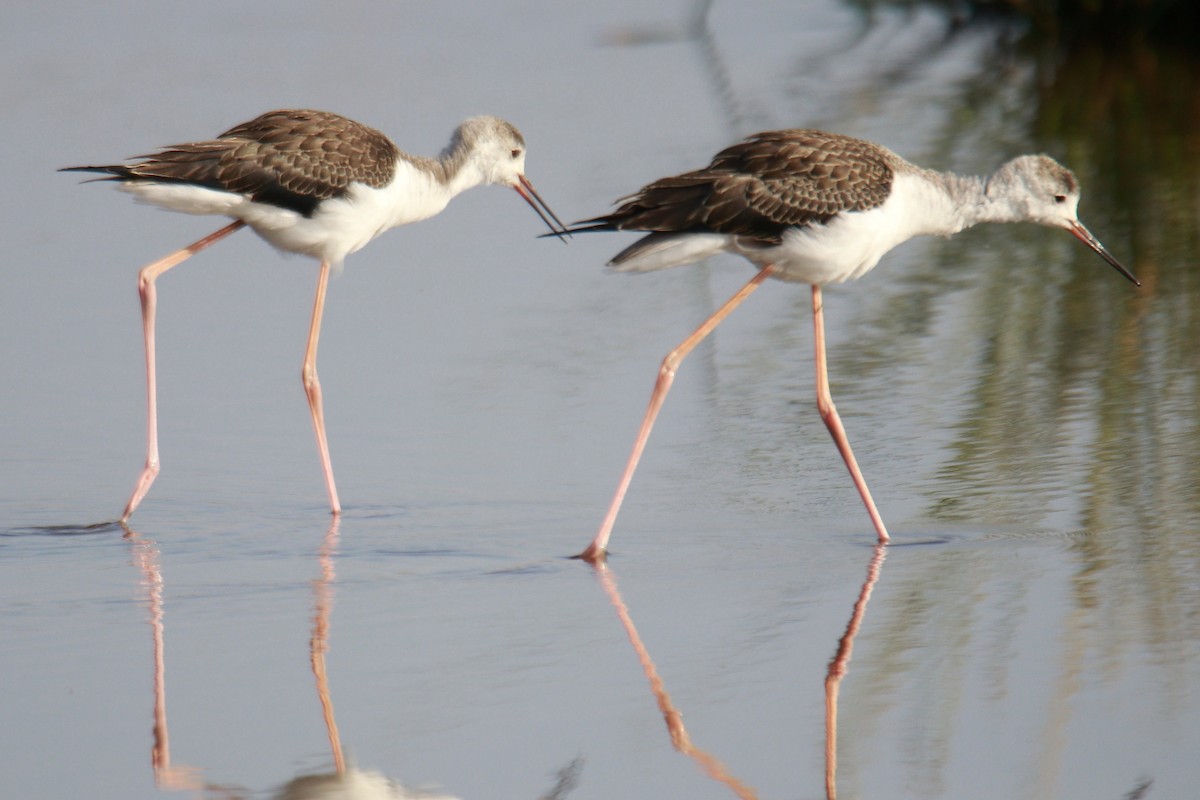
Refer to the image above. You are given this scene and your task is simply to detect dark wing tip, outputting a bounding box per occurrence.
[59,165,122,174]
[59,165,136,184]
[536,221,614,240]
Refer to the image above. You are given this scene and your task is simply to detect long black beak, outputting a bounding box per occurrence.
[1069,221,1139,286]
[515,175,571,243]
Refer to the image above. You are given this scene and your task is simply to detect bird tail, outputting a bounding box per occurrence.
[536,220,616,240]
[58,165,139,182]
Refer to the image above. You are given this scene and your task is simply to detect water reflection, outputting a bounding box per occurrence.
[584,529,1172,797]
[587,543,890,800]
[824,545,886,800]
[125,517,451,798]
[273,770,457,800]
[124,521,580,800]
[589,562,758,799]
[124,527,219,794]
[309,522,345,776]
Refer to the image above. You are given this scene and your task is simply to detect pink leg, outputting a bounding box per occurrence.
[811,285,890,543]
[578,266,776,562]
[121,221,246,523]
[302,260,342,515]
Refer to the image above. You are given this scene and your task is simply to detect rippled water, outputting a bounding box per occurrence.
[2,2,1197,799]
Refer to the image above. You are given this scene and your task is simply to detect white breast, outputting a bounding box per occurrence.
[119,160,455,266]
[736,172,968,284]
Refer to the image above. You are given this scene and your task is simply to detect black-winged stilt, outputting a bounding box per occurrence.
[64,109,568,522]
[563,128,1138,561]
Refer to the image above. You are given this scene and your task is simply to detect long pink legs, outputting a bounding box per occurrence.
[577,266,776,562]
[576,272,890,562]
[302,259,342,515]
[121,221,246,523]
[811,284,889,544]
[120,221,342,522]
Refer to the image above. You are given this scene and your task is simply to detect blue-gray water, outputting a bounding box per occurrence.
[2,2,1197,799]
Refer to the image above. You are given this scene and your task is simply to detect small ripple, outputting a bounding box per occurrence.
[484,560,563,577]
[364,546,465,558]
[1,520,124,538]
[886,534,956,547]
[339,503,412,521]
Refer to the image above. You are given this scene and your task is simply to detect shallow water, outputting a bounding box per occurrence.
[2,2,1198,799]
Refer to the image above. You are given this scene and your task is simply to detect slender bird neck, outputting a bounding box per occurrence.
[888,166,983,238]
[415,137,490,198]
[905,163,1043,233]
[373,132,504,233]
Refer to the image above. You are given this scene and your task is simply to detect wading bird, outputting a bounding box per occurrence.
[64,109,568,522]
[563,129,1137,562]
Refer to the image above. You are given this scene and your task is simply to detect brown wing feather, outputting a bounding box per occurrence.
[579,129,897,244]
[213,109,399,199]
[68,109,400,216]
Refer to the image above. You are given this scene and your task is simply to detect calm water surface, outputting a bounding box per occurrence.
[2,2,1197,799]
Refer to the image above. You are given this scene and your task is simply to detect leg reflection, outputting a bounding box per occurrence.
[824,544,887,800]
[124,526,205,791]
[310,517,345,774]
[590,561,758,800]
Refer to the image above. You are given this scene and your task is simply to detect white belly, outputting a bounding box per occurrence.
[737,184,939,284]
[116,160,452,265]
[607,172,964,286]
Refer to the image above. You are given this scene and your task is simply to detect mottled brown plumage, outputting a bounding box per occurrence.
[577,129,898,244]
[569,128,1138,563]
[70,109,401,216]
[61,109,567,523]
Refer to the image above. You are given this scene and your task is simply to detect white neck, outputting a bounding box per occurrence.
[378,141,491,230]
[911,162,1053,232]
[425,134,492,196]
[886,167,981,239]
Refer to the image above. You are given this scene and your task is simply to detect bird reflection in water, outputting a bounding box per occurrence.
[587,542,891,800]
[589,561,759,799]
[823,545,886,800]
[125,520,580,800]
[124,526,204,792]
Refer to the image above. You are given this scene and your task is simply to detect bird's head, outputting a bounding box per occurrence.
[451,115,569,240]
[452,116,529,187]
[987,154,1139,286]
